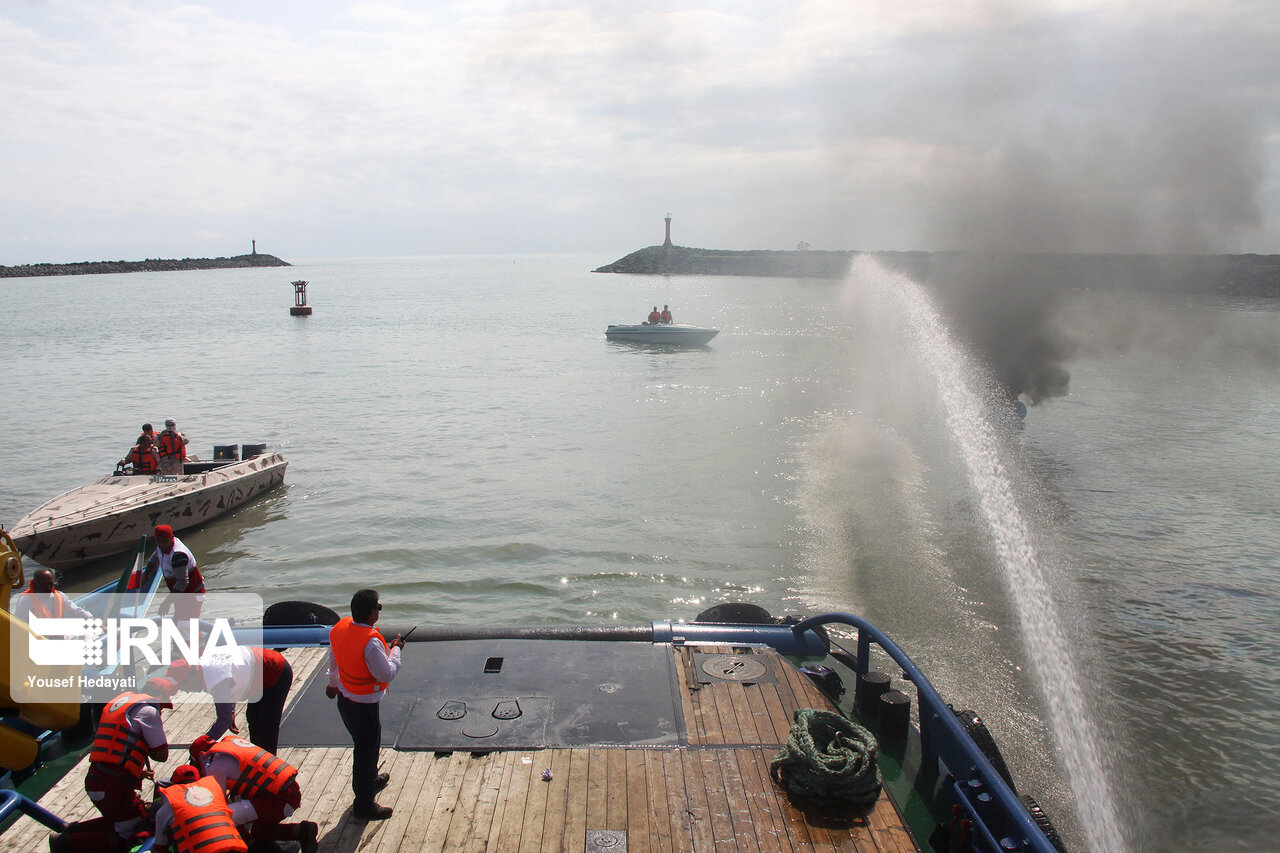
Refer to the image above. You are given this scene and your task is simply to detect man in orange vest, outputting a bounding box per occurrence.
[187,735,318,852]
[121,434,160,474]
[326,588,404,821]
[660,305,673,323]
[157,417,188,475]
[10,568,93,624]
[48,679,177,852]
[647,306,661,324]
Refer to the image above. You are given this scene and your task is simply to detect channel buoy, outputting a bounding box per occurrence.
[290,279,313,316]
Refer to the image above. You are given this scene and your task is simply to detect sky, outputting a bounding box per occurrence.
[2,0,1279,264]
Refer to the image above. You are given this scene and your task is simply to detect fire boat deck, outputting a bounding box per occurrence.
[7,644,917,852]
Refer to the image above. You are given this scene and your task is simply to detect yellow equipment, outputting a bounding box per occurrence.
[1,528,82,771]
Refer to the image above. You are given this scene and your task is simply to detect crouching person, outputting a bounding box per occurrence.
[153,765,247,853]
[49,679,176,852]
[189,734,318,853]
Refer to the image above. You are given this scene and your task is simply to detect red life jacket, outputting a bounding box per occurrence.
[162,777,248,853]
[660,310,672,323]
[329,617,389,695]
[648,311,661,323]
[89,692,157,781]
[206,736,298,798]
[128,444,159,473]
[158,430,186,460]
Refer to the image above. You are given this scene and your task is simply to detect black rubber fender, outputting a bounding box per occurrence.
[263,600,341,627]
[1020,793,1068,852]
[952,707,1016,792]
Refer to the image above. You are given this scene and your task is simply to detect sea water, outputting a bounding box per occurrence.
[2,253,1278,851]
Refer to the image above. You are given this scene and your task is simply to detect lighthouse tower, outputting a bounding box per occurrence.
[663,213,673,247]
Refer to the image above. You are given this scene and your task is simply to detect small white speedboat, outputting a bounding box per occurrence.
[605,322,719,346]
[9,446,287,570]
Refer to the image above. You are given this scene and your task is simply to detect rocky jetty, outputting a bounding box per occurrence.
[594,245,853,278]
[0,253,290,278]
[594,245,1280,297]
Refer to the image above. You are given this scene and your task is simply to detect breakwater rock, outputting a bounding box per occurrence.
[594,245,1280,297]
[0,253,290,279]
[594,245,853,278]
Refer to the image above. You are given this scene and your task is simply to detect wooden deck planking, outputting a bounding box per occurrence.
[8,646,919,853]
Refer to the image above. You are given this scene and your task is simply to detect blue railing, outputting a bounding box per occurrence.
[791,612,1062,853]
[0,789,68,834]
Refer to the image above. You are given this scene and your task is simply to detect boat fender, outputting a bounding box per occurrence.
[694,602,776,624]
[951,706,1016,792]
[1020,794,1067,852]
[263,600,341,627]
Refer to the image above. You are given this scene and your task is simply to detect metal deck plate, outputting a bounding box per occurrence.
[279,639,683,750]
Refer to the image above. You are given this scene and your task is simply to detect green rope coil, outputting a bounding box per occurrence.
[770,708,882,806]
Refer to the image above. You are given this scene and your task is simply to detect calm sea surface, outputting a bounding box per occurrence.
[3,254,1278,851]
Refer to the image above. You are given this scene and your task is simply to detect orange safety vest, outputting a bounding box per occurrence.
[162,777,248,853]
[330,617,389,695]
[128,444,159,473]
[89,692,156,781]
[206,736,298,799]
[19,587,69,619]
[648,311,661,323]
[158,430,186,460]
[660,310,672,323]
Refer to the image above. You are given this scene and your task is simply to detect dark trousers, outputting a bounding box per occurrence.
[248,661,293,754]
[336,694,382,805]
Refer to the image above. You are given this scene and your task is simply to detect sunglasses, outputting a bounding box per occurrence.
[376,603,383,610]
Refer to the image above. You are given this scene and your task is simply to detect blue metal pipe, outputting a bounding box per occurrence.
[0,789,69,833]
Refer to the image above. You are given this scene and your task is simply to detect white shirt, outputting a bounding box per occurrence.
[9,589,93,624]
[151,536,199,592]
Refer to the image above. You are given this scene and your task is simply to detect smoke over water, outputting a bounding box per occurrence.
[897,96,1266,405]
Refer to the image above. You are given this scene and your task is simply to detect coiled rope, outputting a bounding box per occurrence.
[770,708,882,806]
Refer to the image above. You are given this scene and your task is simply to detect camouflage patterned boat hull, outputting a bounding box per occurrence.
[9,451,287,570]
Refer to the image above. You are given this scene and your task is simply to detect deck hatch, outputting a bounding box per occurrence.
[585,830,627,852]
[693,652,775,683]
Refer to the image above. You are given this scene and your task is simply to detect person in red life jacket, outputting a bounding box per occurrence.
[326,588,404,821]
[190,645,294,753]
[9,567,93,624]
[50,678,177,852]
[122,434,161,474]
[647,306,661,324]
[138,422,157,445]
[660,304,673,324]
[148,524,205,623]
[156,417,188,475]
[152,771,250,853]
[186,736,318,853]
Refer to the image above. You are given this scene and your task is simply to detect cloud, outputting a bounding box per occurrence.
[0,1,1277,262]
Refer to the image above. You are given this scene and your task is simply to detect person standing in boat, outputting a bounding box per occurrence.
[148,524,205,623]
[10,567,94,624]
[138,422,157,445]
[325,588,404,821]
[121,434,160,474]
[157,417,189,475]
[660,305,673,324]
[647,306,661,324]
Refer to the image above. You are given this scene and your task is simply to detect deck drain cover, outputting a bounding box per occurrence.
[697,654,769,683]
[586,830,626,852]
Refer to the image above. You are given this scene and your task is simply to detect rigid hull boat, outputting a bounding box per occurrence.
[606,322,719,345]
[8,448,287,570]
[0,591,1068,853]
